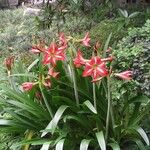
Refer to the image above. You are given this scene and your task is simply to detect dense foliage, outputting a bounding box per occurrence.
[0,2,150,150]
[114,20,150,97]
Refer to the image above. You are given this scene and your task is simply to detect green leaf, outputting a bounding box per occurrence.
[124,10,128,18]
[103,33,112,58]
[9,73,38,79]
[72,0,78,4]
[0,119,12,125]
[40,143,50,150]
[132,139,147,150]
[80,139,91,150]
[83,100,97,114]
[108,143,120,150]
[27,58,39,72]
[136,127,149,146]
[96,131,106,150]
[55,139,65,150]
[129,12,140,18]
[41,105,69,137]
[12,139,53,147]
[129,95,150,104]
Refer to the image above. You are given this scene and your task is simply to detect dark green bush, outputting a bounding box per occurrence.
[114,19,150,96]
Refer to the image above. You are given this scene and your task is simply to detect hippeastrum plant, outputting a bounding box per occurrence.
[0,32,149,150]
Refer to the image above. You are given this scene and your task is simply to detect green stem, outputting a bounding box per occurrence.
[71,64,79,107]
[69,45,79,107]
[39,84,53,118]
[23,130,34,150]
[93,83,97,111]
[105,76,111,142]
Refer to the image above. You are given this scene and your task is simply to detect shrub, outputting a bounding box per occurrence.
[114,19,150,96]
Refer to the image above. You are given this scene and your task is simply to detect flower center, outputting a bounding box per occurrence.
[93,64,98,69]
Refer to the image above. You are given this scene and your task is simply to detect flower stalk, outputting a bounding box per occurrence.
[93,83,97,111]
[69,45,80,107]
[39,84,53,118]
[105,76,111,142]
[71,65,80,107]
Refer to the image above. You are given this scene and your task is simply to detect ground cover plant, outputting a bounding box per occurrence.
[0,32,149,150]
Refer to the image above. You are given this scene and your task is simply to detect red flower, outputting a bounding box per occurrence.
[106,47,112,53]
[94,41,101,52]
[22,82,34,91]
[35,92,43,101]
[80,32,90,47]
[30,42,46,54]
[59,32,67,46]
[73,49,88,68]
[83,56,108,79]
[43,78,51,87]
[101,55,114,62]
[43,43,65,66]
[92,77,103,82]
[30,46,41,53]
[4,56,14,71]
[48,67,59,78]
[115,71,133,80]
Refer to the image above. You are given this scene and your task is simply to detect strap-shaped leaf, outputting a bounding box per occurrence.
[96,131,106,150]
[40,143,50,150]
[0,119,12,125]
[108,143,120,150]
[80,139,91,150]
[84,100,97,114]
[129,12,140,18]
[103,33,112,58]
[55,139,65,150]
[41,105,69,137]
[136,127,149,146]
[27,58,39,72]
[132,139,147,150]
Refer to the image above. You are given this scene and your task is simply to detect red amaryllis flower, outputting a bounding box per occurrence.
[35,92,43,101]
[101,55,114,62]
[115,71,133,80]
[48,67,59,78]
[30,42,46,54]
[4,56,14,71]
[59,32,67,46]
[30,46,41,53]
[92,77,103,82]
[43,43,65,66]
[73,49,88,68]
[80,32,90,47]
[83,56,108,79]
[106,47,112,53]
[22,82,34,91]
[30,45,46,54]
[94,41,101,52]
[43,78,51,87]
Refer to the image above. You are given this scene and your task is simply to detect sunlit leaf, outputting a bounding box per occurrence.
[40,143,50,150]
[41,105,69,137]
[96,131,106,150]
[80,139,91,150]
[108,143,120,150]
[55,139,65,150]
[83,100,97,114]
[136,127,150,146]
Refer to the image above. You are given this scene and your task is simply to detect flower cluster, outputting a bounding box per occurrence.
[20,32,133,91]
